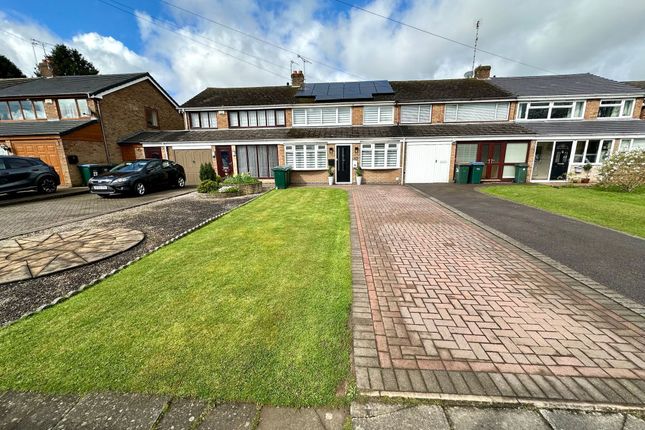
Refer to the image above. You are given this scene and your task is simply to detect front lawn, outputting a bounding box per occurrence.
[481,185,645,238]
[0,188,352,407]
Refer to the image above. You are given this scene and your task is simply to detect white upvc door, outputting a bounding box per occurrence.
[405,142,451,183]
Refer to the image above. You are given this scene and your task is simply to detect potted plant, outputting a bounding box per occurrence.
[327,166,334,186]
[355,166,363,185]
[581,163,592,183]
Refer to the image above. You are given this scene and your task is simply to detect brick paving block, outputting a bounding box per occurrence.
[502,374,531,398]
[448,372,472,395]
[530,375,562,400]
[368,368,384,391]
[421,371,442,393]
[543,376,576,400]
[381,369,398,391]
[434,371,457,394]
[475,373,502,397]
[356,367,370,390]
[572,377,609,402]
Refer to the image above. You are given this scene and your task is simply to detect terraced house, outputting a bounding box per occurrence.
[120,66,645,185]
[0,73,182,187]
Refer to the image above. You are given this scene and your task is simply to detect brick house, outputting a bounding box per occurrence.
[0,73,183,187]
[120,66,645,185]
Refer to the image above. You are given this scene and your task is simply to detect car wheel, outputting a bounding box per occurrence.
[177,176,186,188]
[134,182,146,196]
[37,176,57,194]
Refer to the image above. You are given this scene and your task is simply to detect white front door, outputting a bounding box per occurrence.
[405,142,451,183]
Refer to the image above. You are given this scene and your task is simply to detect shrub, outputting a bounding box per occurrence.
[355,166,363,177]
[222,173,260,185]
[199,163,218,182]
[197,179,220,193]
[597,149,645,192]
[218,185,239,193]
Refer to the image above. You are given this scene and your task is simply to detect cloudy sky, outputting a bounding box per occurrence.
[1,0,644,103]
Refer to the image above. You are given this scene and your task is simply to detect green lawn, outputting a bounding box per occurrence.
[481,185,645,238]
[0,188,352,407]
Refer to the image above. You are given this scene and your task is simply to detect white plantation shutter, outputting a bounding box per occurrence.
[257,111,267,127]
[494,102,510,120]
[379,106,394,123]
[386,144,398,167]
[374,144,386,166]
[248,111,258,127]
[308,108,322,125]
[444,104,458,122]
[401,105,432,123]
[295,145,305,168]
[239,111,249,127]
[322,107,337,124]
[445,102,509,122]
[338,107,351,124]
[419,105,432,123]
[361,143,400,168]
[276,110,285,125]
[363,106,379,124]
[361,145,373,167]
[293,109,306,125]
[285,145,294,167]
[316,145,327,167]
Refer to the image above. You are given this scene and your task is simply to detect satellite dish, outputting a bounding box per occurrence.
[464,71,474,78]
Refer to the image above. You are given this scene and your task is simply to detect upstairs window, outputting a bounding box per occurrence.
[0,100,47,120]
[228,109,286,128]
[598,99,634,118]
[284,144,327,169]
[516,100,584,120]
[400,104,432,124]
[445,102,509,122]
[190,111,217,128]
[58,99,91,119]
[145,107,159,128]
[360,143,400,168]
[292,106,351,126]
[363,105,394,125]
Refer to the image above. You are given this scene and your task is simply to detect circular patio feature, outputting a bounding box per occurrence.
[0,227,145,285]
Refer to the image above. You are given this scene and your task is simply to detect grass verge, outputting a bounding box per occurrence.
[481,185,645,238]
[0,188,352,407]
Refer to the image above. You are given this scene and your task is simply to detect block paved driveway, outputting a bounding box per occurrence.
[0,188,193,240]
[351,186,645,405]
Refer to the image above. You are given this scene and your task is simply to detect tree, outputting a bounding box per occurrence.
[0,55,26,78]
[39,44,99,76]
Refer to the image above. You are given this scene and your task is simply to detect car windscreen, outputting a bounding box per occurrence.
[111,161,149,172]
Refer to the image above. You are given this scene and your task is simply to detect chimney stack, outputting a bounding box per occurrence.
[291,70,304,88]
[38,58,53,78]
[474,65,491,80]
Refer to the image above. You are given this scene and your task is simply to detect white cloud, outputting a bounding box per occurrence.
[1,0,645,103]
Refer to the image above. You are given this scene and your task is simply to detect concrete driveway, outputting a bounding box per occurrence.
[0,187,194,239]
[411,183,645,306]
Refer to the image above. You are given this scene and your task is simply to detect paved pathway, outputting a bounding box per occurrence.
[350,186,645,406]
[0,227,144,284]
[411,183,645,305]
[0,188,193,240]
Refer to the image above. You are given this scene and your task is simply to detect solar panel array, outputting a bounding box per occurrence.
[296,80,394,101]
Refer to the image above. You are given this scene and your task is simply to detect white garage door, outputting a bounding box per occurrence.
[405,142,452,183]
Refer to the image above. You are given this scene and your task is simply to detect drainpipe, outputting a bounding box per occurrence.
[94,98,111,164]
[400,137,406,185]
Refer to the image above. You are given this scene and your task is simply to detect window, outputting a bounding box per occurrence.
[292,106,351,126]
[285,144,327,169]
[445,102,510,122]
[618,138,645,152]
[227,109,286,128]
[360,143,399,168]
[516,100,584,120]
[190,111,217,128]
[57,99,91,119]
[572,139,613,164]
[236,145,279,178]
[363,105,394,125]
[145,107,159,128]
[400,105,432,124]
[502,143,529,178]
[456,144,477,163]
[598,99,634,118]
[0,100,47,121]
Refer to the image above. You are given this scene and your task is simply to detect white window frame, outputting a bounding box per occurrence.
[292,106,351,127]
[360,142,400,169]
[597,99,635,119]
[516,100,585,121]
[190,111,217,129]
[284,143,327,170]
[571,139,613,165]
[618,138,645,152]
[399,104,432,124]
[363,105,395,125]
[445,102,510,122]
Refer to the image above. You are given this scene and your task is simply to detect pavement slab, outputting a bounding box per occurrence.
[625,415,645,430]
[351,403,449,430]
[540,409,625,430]
[156,398,208,430]
[445,406,550,430]
[199,403,257,430]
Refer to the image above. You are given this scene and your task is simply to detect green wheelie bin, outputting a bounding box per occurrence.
[78,164,116,186]
[272,166,292,189]
[454,163,471,184]
[514,163,528,183]
[468,162,484,184]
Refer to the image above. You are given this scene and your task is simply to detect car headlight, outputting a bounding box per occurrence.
[111,177,130,184]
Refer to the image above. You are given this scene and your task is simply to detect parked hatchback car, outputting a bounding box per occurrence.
[87,159,186,197]
[0,155,60,195]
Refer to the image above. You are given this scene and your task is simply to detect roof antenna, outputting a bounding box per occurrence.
[297,54,312,79]
[470,19,481,78]
[290,60,298,74]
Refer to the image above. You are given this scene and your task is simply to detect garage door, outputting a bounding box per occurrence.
[405,142,452,183]
[13,141,66,184]
[173,148,212,185]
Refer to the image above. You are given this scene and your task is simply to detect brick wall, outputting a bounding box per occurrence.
[62,139,110,186]
[508,101,517,120]
[584,99,600,119]
[526,140,536,181]
[362,169,400,184]
[98,79,183,164]
[448,142,457,182]
[291,170,328,184]
[352,107,363,125]
[44,99,59,119]
[217,111,228,128]
[285,109,293,127]
[432,104,445,123]
[633,98,644,119]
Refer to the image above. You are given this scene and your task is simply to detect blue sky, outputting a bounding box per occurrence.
[2,0,644,102]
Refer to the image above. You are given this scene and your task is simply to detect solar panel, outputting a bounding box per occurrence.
[295,80,394,101]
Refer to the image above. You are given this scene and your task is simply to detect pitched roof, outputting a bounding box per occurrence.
[387,79,513,102]
[0,73,149,98]
[182,86,299,108]
[624,81,645,90]
[523,119,645,136]
[0,119,97,137]
[0,78,36,91]
[120,122,533,144]
[490,73,644,98]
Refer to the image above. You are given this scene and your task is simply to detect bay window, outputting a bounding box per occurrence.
[516,100,584,120]
[572,140,613,164]
[292,106,351,126]
[361,143,400,168]
[363,105,394,125]
[400,104,432,124]
[445,102,509,122]
[598,99,634,118]
[285,144,327,169]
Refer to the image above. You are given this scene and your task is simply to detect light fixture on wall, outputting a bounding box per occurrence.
[329,147,334,155]
[354,146,359,154]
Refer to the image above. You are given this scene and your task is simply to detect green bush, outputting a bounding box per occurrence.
[597,149,645,192]
[222,173,260,185]
[199,163,218,182]
[197,179,220,193]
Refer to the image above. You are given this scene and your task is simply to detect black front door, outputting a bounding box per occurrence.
[550,142,572,180]
[336,145,351,183]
